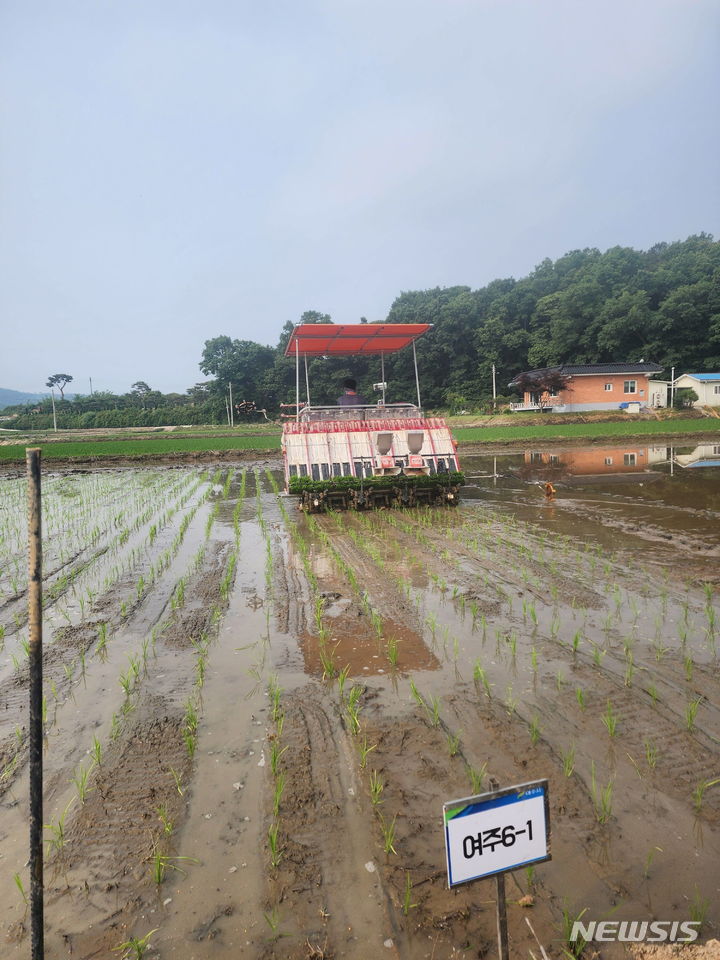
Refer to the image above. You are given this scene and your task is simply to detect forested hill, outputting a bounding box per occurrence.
[380,234,720,406]
[226,233,720,410]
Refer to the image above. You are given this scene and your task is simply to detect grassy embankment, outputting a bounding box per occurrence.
[0,416,718,461]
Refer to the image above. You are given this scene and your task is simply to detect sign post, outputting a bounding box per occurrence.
[443,779,550,958]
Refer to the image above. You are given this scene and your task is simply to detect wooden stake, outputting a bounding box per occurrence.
[495,872,509,960]
[27,448,44,960]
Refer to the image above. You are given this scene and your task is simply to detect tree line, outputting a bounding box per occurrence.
[199,233,720,414]
[5,233,718,427]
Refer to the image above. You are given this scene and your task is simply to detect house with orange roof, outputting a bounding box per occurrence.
[508,362,664,412]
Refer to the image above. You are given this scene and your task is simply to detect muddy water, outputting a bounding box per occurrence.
[0,448,718,958]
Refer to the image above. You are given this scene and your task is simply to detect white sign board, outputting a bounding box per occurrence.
[443,780,550,886]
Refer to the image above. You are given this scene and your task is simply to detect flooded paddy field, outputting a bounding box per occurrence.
[0,443,718,959]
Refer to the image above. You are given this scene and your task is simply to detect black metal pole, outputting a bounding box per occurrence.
[27,448,44,960]
[495,872,510,960]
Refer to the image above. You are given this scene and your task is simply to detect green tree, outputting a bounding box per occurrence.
[199,337,275,401]
[46,373,73,399]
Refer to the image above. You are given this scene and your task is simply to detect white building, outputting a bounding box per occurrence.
[674,373,720,406]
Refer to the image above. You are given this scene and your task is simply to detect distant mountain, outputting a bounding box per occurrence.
[0,388,49,410]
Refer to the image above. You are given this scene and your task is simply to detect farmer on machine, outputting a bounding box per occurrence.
[336,378,366,407]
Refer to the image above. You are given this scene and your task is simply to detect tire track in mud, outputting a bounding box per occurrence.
[263,688,396,960]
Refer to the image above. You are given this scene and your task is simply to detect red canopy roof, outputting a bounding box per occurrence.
[284,323,431,357]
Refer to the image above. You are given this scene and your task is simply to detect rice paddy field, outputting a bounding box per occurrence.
[0,417,718,462]
[0,445,718,959]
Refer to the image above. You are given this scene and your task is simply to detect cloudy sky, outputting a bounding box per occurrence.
[1,0,718,395]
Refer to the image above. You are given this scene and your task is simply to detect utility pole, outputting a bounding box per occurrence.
[492,364,497,410]
[89,377,93,395]
[670,366,675,409]
[229,382,234,428]
[50,388,57,433]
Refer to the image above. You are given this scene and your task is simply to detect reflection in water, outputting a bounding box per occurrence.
[673,443,720,469]
[518,445,669,481]
[462,442,720,557]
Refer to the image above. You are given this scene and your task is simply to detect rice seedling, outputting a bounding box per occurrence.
[182,727,197,758]
[337,664,350,699]
[530,646,538,673]
[624,651,635,687]
[473,661,492,698]
[428,695,441,727]
[647,683,659,706]
[590,761,614,824]
[112,928,158,960]
[118,668,132,698]
[683,654,693,682]
[644,740,658,769]
[184,699,199,734]
[346,686,363,735]
[561,744,575,778]
[268,676,282,723]
[378,813,398,855]
[268,821,283,868]
[692,777,720,813]
[446,730,461,757]
[269,739,288,777]
[369,769,384,806]
[601,700,619,738]
[529,714,541,746]
[562,906,588,959]
[263,906,282,937]
[110,712,121,741]
[44,799,74,856]
[467,763,488,794]
[151,849,197,884]
[14,872,28,907]
[157,804,173,836]
[273,771,286,817]
[71,763,93,803]
[643,846,662,879]
[169,766,184,795]
[690,886,710,929]
[685,696,702,732]
[358,735,376,769]
[95,622,108,659]
[318,639,339,680]
[402,871,418,915]
[386,635,399,667]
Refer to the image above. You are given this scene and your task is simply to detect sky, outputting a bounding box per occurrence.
[1,0,718,395]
